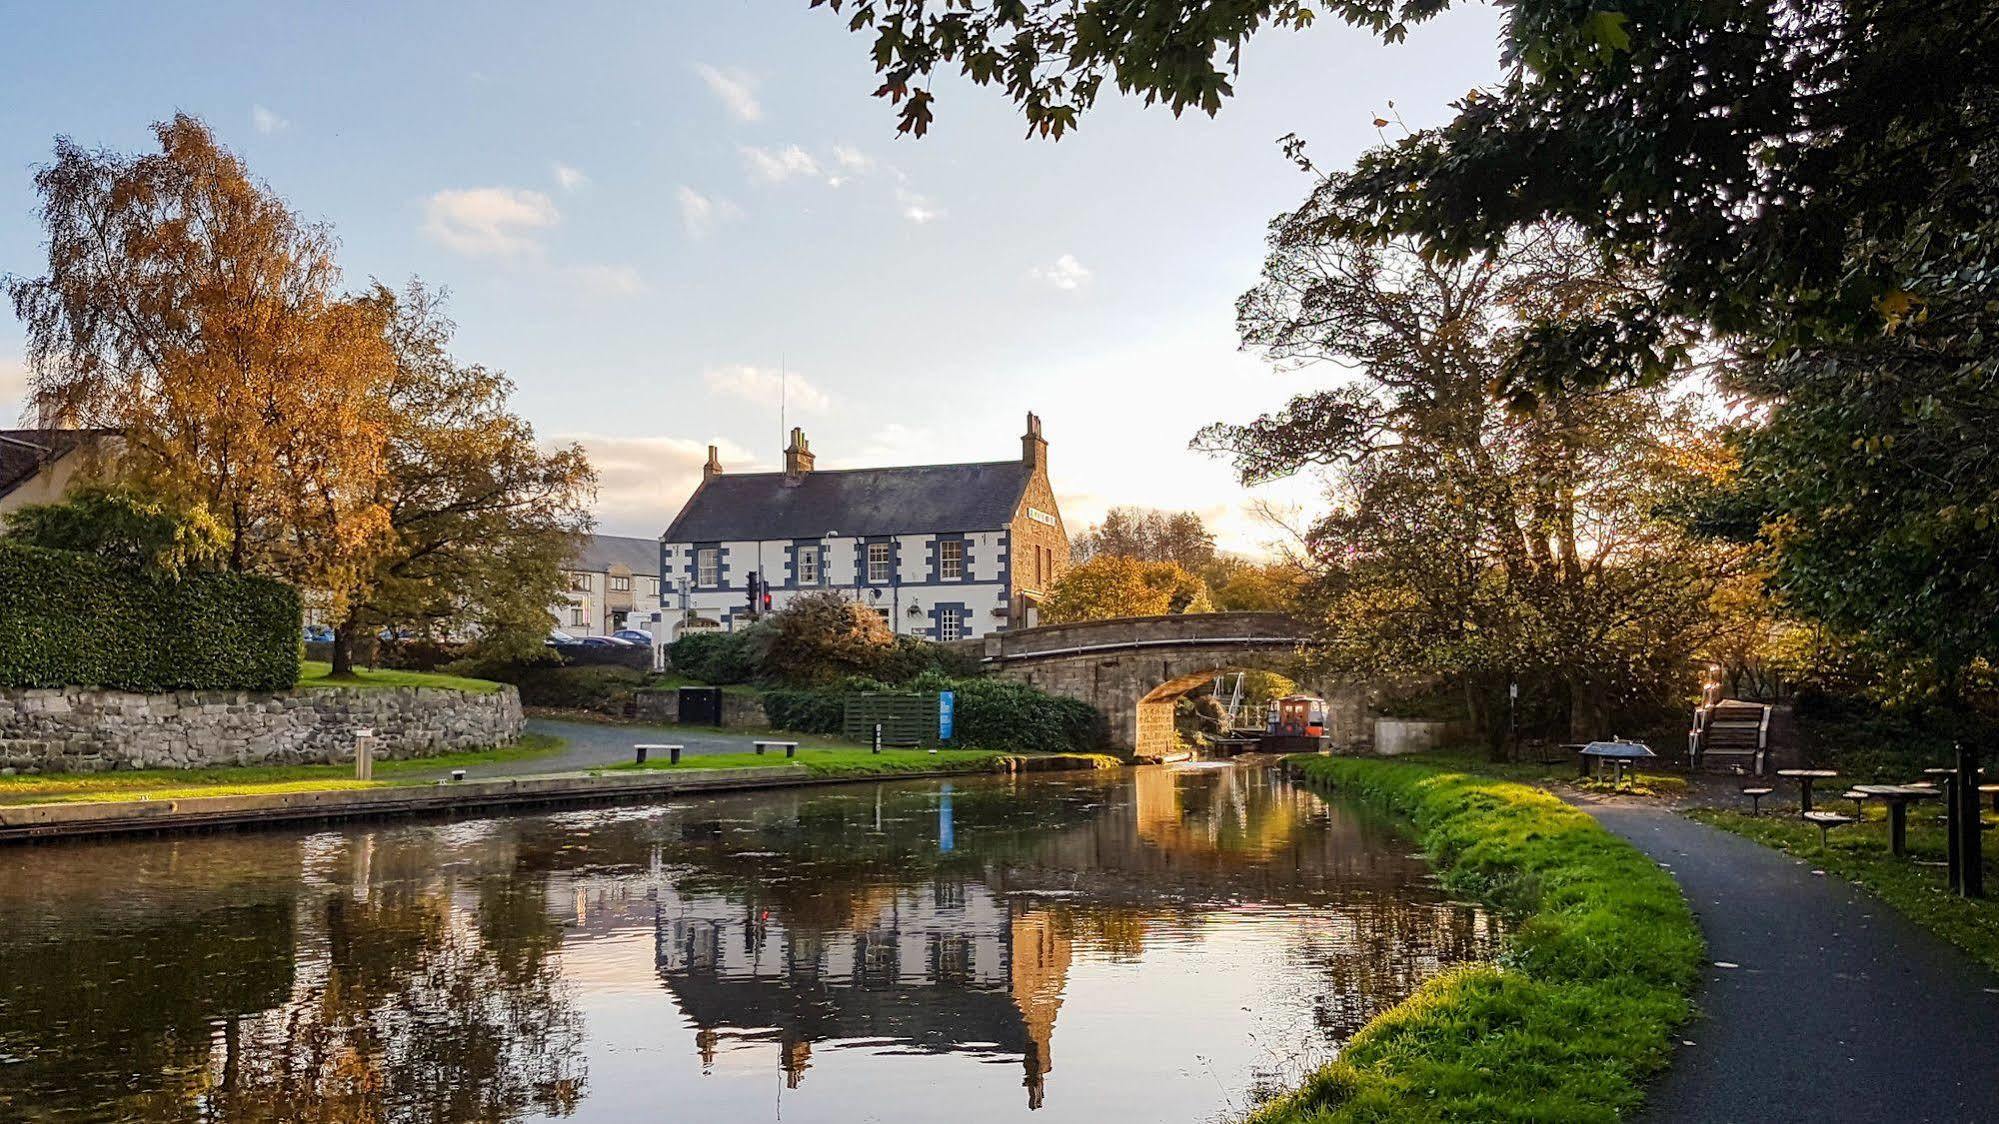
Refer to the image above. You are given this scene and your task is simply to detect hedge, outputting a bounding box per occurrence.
[0,540,301,692]
[761,687,846,734]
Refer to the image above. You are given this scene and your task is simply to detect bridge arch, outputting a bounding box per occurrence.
[979,613,1368,757]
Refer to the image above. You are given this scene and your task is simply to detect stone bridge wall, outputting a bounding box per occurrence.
[0,684,523,773]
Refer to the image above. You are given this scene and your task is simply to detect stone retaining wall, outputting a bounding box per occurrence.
[0,684,523,773]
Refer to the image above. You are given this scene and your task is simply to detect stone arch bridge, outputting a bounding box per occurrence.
[977,613,1368,757]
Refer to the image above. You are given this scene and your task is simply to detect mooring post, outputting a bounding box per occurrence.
[354,727,375,781]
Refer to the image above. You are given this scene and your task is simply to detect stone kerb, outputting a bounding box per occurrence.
[0,683,523,773]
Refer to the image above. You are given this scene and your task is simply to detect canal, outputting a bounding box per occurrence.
[0,761,1500,1123]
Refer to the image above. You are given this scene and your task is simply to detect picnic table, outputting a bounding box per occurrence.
[1849,784,1940,856]
[1777,769,1840,814]
[1578,739,1656,788]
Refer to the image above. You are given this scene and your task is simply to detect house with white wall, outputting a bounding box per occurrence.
[658,414,1070,641]
[556,534,663,636]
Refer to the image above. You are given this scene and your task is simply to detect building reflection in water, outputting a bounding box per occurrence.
[0,761,1500,1121]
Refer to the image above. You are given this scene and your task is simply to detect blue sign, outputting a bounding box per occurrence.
[938,690,955,742]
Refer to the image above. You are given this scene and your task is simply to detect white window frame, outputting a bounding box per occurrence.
[696,547,719,588]
[797,548,820,585]
[610,575,631,592]
[569,607,585,627]
[939,539,964,580]
[867,542,891,584]
[938,606,964,642]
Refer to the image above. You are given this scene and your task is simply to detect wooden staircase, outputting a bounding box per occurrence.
[1690,699,1773,774]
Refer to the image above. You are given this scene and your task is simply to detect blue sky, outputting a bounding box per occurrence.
[0,1,1504,552]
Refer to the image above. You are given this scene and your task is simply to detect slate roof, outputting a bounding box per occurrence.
[664,461,1034,543]
[572,533,661,576]
[0,429,115,499]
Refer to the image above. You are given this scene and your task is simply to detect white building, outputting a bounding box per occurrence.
[555,534,663,636]
[657,414,1070,641]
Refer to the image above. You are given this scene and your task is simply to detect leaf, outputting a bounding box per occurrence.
[1586,10,1631,53]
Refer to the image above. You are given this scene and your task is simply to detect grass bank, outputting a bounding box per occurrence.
[1258,756,1702,1123]
[298,660,506,693]
[1688,806,1999,974]
[611,747,1122,779]
[0,733,564,805]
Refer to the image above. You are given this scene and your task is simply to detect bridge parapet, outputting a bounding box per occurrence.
[983,612,1305,662]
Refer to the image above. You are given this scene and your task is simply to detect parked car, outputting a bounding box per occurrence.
[302,624,335,644]
[577,634,636,648]
[546,629,582,647]
[612,629,654,645]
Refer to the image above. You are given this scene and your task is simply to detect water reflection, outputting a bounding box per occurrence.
[0,763,1498,1123]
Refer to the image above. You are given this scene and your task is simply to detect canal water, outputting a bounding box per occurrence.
[0,762,1500,1123]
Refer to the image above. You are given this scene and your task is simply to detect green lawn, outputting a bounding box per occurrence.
[609,747,1113,779]
[1689,805,1999,975]
[1256,755,1703,1123]
[297,660,505,693]
[0,733,564,805]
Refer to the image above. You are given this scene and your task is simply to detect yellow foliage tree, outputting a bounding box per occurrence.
[1042,555,1213,623]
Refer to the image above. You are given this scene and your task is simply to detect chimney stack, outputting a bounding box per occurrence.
[783,427,815,483]
[1021,411,1047,473]
[703,445,723,480]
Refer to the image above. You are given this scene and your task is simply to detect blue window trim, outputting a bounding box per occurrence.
[786,538,826,588]
[926,532,971,583]
[929,601,970,641]
[857,536,899,587]
[689,542,727,590]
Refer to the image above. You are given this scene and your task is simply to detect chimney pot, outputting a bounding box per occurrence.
[703,445,723,480]
[1021,411,1047,471]
[784,427,815,482]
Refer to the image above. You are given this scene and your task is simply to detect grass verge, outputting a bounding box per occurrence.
[298,660,505,693]
[1257,756,1702,1123]
[0,733,565,805]
[610,747,1122,779]
[1687,806,1999,975]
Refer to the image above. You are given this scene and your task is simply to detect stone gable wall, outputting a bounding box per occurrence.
[0,684,523,773]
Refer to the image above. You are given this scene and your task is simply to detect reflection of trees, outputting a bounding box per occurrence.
[206,873,586,1124]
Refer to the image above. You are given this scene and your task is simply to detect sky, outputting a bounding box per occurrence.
[0,1,1506,554]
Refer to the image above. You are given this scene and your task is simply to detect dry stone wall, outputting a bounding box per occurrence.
[0,684,523,773]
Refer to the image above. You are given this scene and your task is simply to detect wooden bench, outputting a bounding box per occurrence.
[754,739,799,759]
[1803,811,1856,850]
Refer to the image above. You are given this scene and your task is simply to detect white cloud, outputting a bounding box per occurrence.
[553,163,589,191]
[422,187,560,257]
[703,364,831,414]
[1030,253,1093,291]
[740,144,823,185]
[694,63,762,122]
[896,185,942,224]
[675,185,741,239]
[251,104,289,134]
[564,264,646,297]
[558,433,759,534]
[831,144,874,173]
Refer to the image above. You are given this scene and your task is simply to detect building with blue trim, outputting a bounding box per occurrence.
[658,414,1070,641]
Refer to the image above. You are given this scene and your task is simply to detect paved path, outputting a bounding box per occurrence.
[1585,803,1999,1122]
[410,717,795,780]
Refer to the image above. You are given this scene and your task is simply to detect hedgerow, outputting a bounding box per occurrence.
[0,540,300,692]
[1257,757,1702,1123]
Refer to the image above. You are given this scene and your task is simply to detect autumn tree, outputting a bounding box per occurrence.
[6,114,394,617]
[1043,555,1212,623]
[1198,205,1736,743]
[760,591,896,685]
[326,283,595,673]
[1070,507,1216,569]
[1202,556,1302,614]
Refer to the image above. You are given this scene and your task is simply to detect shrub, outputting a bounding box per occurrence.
[760,592,895,685]
[668,627,767,684]
[875,633,982,682]
[508,664,649,710]
[0,540,300,692]
[762,687,845,734]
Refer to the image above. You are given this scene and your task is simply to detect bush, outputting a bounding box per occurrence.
[507,664,650,710]
[761,687,845,734]
[945,676,1107,753]
[668,627,767,684]
[875,633,982,682]
[760,592,895,685]
[0,540,300,692]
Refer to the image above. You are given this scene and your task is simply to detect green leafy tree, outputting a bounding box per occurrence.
[3,485,227,576]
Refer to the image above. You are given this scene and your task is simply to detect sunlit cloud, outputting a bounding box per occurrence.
[0,355,30,423]
[675,185,741,240]
[422,187,559,257]
[553,163,589,191]
[250,104,289,134]
[896,185,942,224]
[1031,254,1092,291]
[740,144,823,185]
[694,63,762,122]
[558,433,762,535]
[703,364,831,414]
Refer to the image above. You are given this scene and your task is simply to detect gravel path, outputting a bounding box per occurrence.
[1585,803,1999,1122]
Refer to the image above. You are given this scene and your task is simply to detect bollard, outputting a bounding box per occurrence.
[354,727,375,781]
[873,723,883,755]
